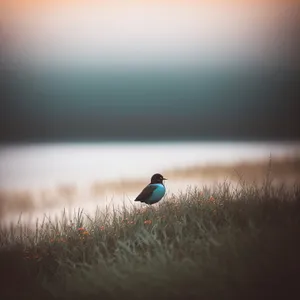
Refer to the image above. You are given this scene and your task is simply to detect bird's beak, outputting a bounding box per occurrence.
[163,177,168,181]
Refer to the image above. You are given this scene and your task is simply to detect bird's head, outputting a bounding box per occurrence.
[151,173,167,184]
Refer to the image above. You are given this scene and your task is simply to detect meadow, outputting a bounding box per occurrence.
[1,174,300,300]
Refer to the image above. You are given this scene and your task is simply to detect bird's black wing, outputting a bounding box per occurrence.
[135,184,158,203]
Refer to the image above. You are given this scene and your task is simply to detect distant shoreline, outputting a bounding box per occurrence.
[1,155,299,223]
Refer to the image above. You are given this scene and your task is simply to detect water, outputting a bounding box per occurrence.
[0,141,299,225]
[1,141,299,190]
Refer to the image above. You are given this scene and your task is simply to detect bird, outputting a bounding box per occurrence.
[134,173,167,205]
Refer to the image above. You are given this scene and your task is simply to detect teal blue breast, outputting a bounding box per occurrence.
[148,184,166,204]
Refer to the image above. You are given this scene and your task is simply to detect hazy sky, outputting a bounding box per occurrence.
[2,0,299,69]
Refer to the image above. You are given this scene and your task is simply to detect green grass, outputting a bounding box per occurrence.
[1,181,300,300]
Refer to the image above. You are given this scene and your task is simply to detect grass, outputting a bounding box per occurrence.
[1,180,300,300]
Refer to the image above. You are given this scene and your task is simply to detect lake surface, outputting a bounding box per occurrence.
[1,141,299,190]
[1,141,299,226]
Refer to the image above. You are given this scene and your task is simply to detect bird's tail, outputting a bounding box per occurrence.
[134,198,143,202]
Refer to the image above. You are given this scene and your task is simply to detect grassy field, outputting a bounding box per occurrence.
[1,178,300,300]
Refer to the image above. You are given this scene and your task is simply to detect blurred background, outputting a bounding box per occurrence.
[0,0,300,225]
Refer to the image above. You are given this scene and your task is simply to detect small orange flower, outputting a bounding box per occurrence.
[144,220,152,225]
[83,231,89,235]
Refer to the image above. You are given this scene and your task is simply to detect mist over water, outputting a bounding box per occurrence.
[0,141,299,226]
[1,141,299,190]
